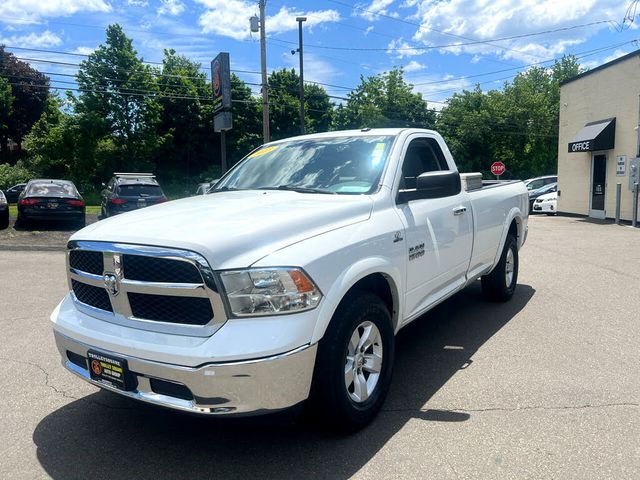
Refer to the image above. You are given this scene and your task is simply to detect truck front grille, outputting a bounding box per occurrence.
[71,279,113,312]
[69,250,103,275]
[66,241,226,337]
[122,255,202,283]
[128,293,213,325]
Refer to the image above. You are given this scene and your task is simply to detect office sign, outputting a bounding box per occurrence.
[211,52,231,114]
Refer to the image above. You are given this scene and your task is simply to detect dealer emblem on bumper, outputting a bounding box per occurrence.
[103,273,120,296]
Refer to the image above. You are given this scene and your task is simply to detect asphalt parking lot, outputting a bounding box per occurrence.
[0,213,99,250]
[0,215,638,479]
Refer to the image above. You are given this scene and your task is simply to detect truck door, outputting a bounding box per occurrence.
[395,135,473,321]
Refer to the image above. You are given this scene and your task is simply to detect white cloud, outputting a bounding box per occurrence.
[158,0,185,16]
[403,60,425,72]
[601,48,631,64]
[282,52,341,87]
[73,46,96,55]
[406,0,626,62]
[357,0,396,21]
[0,0,111,22]
[127,0,148,6]
[196,0,341,40]
[0,30,62,47]
[407,73,472,108]
[387,37,423,58]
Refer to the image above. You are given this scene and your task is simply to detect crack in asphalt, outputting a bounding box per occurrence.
[382,401,640,415]
[0,357,157,413]
[0,356,79,401]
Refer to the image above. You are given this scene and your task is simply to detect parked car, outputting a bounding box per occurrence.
[17,179,85,227]
[52,128,529,431]
[100,173,167,218]
[532,191,558,215]
[524,175,557,191]
[0,190,9,229]
[528,182,557,211]
[4,183,27,203]
[195,182,211,195]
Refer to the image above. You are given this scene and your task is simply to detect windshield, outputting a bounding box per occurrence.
[533,182,557,194]
[27,181,78,197]
[117,184,163,196]
[215,135,395,195]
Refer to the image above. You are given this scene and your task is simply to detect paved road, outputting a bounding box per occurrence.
[0,216,638,479]
[0,213,99,251]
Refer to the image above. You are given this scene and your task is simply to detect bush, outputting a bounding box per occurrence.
[0,161,35,190]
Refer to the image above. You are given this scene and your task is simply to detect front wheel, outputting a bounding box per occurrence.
[481,234,518,302]
[307,292,395,432]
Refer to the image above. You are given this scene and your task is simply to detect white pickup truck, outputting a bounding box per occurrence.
[51,128,528,430]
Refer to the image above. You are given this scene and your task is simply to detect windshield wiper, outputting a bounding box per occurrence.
[260,185,337,195]
[209,186,239,192]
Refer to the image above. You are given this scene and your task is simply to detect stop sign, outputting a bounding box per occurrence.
[491,161,506,176]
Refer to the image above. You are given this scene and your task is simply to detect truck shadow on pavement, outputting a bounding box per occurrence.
[33,282,534,480]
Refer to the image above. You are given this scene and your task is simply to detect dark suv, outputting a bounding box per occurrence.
[100,173,167,218]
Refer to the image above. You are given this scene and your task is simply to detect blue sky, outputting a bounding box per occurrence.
[0,0,638,107]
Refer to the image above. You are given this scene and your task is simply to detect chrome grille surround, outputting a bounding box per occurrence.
[67,240,227,337]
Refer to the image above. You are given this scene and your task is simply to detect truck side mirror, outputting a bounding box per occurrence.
[415,170,461,199]
[398,170,461,203]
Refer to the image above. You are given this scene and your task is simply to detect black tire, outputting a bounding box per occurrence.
[0,212,8,230]
[15,214,28,228]
[307,292,395,432]
[481,234,518,302]
[77,216,86,228]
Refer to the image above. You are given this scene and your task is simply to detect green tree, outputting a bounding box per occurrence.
[0,77,14,148]
[0,46,49,155]
[227,73,261,164]
[334,67,436,129]
[23,95,79,181]
[73,24,164,171]
[268,68,333,140]
[436,86,497,174]
[156,49,213,176]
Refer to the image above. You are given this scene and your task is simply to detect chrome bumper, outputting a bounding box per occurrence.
[54,330,317,415]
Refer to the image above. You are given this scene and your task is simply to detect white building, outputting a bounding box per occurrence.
[558,50,639,221]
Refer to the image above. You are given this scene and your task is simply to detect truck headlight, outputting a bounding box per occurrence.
[219,268,322,317]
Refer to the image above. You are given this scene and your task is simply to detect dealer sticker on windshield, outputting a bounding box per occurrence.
[248,145,279,158]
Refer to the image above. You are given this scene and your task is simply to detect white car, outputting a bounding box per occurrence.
[51,128,529,430]
[532,191,557,215]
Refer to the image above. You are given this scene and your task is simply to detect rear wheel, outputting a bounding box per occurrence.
[482,234,518,302]
[0,211,8,230]
[307,292,395,432]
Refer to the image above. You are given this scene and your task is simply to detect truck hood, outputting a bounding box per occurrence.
[72,190,373,268]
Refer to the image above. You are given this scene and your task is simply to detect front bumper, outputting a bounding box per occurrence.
[533,202,556,213]
[55,330,317,415]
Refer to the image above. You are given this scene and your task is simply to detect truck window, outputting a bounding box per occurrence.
[401,138,448,189]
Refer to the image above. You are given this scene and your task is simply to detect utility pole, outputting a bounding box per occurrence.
[259,1,269,143]
[296,17,307,135]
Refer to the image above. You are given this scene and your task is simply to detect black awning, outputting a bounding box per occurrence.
[568,117,615,153]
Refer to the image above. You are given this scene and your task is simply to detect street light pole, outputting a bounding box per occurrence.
[259,0,269,143]
[296,17,306,135]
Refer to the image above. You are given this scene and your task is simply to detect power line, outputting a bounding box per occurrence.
[275,18,614,53]
[3,49,358,93]
[409,39,636,88]
[2,45,261,76]
[323,0,612,59]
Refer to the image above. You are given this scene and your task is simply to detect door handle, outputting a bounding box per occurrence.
[452,206,467,216]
